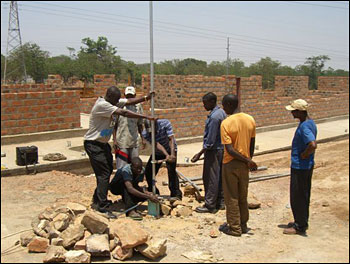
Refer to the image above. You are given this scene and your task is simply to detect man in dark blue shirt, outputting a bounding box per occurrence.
[142,119,183,201]
[109,157,159,220]
[191,92,227,213]
[284,99,317,235]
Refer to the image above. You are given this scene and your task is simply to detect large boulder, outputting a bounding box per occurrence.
[64,250,91,263]
[43,246,66,263]
[81,211,109,234]
[60,224,85,249]
[27,237,49,253]
[110,219,149,249]
[85,234,110,257]
[137,238,167,260]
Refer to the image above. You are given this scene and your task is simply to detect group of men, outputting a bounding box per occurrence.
[84,85,317,237]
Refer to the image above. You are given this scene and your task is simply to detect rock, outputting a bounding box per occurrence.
[184,185,196,196]
[39,207,58,221]
[64,250,91,263]
[182,249,217,262]
[31,217,49,238]
[176,206,192,217]
[112,245,133,261]
[27,236,49,253]
[161,204,172,216]
[248,202,261,209]
[137,238,167,260]
[60,224,85,249]
[51,238,64,246]
[81,211,109,234]
[110,239,118,251]
[20,230,36,247]
[322,201,330,207]
[47,227,61,240]
[66,202,87,215]
[52,213,71,232]
[209,228,220,238]
[43,153,67,161]
[74,239,86,251]
[43,246,66,263]
[170,208,178,217]
[110,219,149,249]
[172,200,183,208]
[86,234,110,257]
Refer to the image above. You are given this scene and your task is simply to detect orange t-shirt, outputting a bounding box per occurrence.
[220,113,256,164]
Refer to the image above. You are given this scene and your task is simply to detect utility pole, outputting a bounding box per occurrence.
[226,37,230,77]
[3,1,27,84]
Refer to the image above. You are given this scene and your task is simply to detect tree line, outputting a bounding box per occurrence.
[1,36,348,90]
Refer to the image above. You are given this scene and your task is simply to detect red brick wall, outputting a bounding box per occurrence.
[80,97,98,114]
[1,84,55,93]
[94,74,116,97]
[318,76,349,92]
[1,90,81,136]
[275,76,309,97]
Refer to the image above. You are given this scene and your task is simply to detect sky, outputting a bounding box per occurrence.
[1,1,349,70]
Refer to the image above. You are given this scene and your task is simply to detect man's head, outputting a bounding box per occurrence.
[125,86,136,99]
[202,92,217,111]
[285,99,308,119]
[131,157,143,176]
[105,86,121,106]
[222,94,239,115]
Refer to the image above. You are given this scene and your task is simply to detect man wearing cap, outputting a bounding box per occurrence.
[284,99,317,235]
[113,86,146,169]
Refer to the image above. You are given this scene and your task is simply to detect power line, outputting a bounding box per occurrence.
[283,1,349,9]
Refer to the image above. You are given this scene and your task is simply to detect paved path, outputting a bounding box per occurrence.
[1,116,348,176]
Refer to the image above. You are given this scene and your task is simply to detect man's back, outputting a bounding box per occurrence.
[220,113,256,164]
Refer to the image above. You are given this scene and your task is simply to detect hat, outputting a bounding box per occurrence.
[125,86,136,95]
[285,99,309,111]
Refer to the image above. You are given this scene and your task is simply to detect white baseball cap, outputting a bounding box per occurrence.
[125,86,136,95]
[285,99,309,111]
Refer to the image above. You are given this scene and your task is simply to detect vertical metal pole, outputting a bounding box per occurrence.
[149,1,156,195]
[226,37,229,77]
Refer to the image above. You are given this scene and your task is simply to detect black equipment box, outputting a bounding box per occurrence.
[16,146,38,166]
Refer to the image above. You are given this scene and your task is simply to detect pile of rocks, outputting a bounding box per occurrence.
[20,202,167,263]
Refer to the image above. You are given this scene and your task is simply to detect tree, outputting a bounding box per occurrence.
[247,57,281,89]
[46,55,75,83]
[304,55,330,89]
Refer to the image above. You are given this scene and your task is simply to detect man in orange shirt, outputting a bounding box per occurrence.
[219,94,257,236]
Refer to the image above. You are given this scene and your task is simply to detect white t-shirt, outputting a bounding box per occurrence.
[84,97,127,143]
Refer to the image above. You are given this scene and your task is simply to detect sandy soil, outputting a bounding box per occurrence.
[1,139,349,263]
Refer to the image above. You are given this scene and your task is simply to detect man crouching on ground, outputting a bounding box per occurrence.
[109,157,159,220]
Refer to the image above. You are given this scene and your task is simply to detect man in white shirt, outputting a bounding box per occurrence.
[84,86,154,218]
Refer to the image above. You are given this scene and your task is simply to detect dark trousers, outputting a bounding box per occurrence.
[109,179,146,209]
[290,167,313,232]
[203,149,224,209]
[84,140,113,212]
[145,153,182,198]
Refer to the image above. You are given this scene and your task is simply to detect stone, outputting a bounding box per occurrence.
[209,228,220,238]
[60,224,85,249]
[39,207,58,221]
[31,217,49,238]
[137,238,167,260]
[172,200,183,208]
[66,202,87,215]
[74,239,86,251]
[52,213,71,232]
[81,211,109,234]
[27,236,49,253]
[43,153,67,161]
[109,239,117,251]
[20,230,36,247]
[112,245,133,261]
[248,202,261,209]
[182,250,217,262]
[86,234,110,257]
[47,227,61,240]
[43,246,66,263]
[51,238,64,246]
[64,250,91,263]
[176,206,192,217]
[184,185,196,196]
[170,208,178,217]
[110,219,149,249]
[161,204,172,216]
[322,201,330,207]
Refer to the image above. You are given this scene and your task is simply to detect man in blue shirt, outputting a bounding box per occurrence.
[192,92,227,213]
[284,99,317,235]
[142,119,183,201]
[109,157,159,220]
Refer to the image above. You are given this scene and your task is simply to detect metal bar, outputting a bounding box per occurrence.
[176,170,202,192]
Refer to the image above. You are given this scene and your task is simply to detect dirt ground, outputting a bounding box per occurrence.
[1,139,349,263]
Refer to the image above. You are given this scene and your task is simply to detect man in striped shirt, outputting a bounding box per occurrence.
[142,119,183,201]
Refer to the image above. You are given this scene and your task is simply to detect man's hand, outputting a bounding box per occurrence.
[146,92,155,101]
[191,153,201,163]
[166,155,176,163]
[148,193,159,203]
[248,160,258,171]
